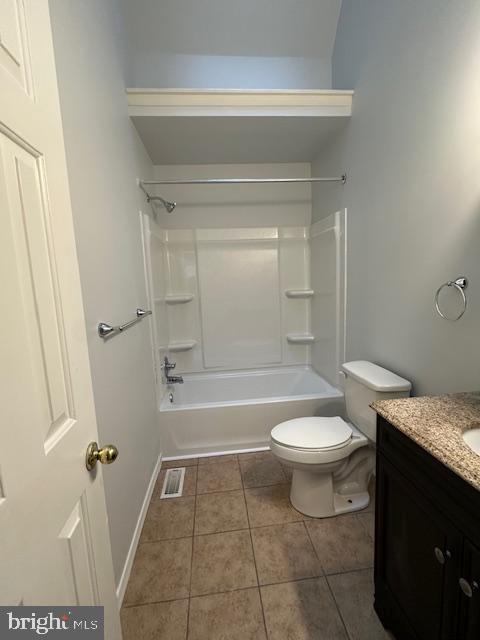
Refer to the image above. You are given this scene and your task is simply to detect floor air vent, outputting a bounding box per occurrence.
[160,467,185,499]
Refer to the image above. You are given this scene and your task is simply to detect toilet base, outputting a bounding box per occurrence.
[333,490,370,516]
[290,467,371,518]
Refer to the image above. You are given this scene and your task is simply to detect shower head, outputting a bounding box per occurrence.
[147,195,176,213]
[164,200,177,213]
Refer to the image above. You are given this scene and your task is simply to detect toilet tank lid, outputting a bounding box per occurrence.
[342,361,412,392]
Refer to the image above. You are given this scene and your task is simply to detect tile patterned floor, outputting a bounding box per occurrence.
[121,451,389,640]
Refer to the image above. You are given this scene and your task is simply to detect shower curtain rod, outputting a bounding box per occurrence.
[140,174,347,186]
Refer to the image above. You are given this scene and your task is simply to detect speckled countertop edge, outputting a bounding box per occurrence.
[372,393,480,492]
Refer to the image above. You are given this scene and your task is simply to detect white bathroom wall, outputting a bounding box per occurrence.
[312,0,480,395]
[151,163,312,229]
[49,0,160,597]
[121,0,341,89]
[310,212,346,386]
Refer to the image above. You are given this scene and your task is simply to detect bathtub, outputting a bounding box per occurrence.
[159,366,344,459]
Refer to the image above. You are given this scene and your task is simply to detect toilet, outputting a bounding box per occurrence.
[270,361,411,518]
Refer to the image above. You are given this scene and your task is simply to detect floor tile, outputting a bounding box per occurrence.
[245,484,303,527]
[281,463,293,482]
[358,510,375,540]
[123,538,192,605]
[153,466,197,499]
[121,600,188,640]
[261,578,348,640]
[328,569,389,640]
[189,589,266,640]
[191,530,257,596]
[162,457,198,469]
[306,514,374,575]
[251,522,322,585]
[239,451,286,488]
[196,460,242,494]
[195,489,248,535]
[140,496,195,542]
[198,454,238,465]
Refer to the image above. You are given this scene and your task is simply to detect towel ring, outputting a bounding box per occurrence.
[435,277,468,321]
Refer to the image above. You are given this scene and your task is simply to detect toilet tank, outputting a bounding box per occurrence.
[342,361,411,441]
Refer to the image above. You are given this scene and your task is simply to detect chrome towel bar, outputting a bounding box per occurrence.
[98,308,152,339]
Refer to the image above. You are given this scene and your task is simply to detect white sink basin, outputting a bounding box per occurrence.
[462,428,480,455]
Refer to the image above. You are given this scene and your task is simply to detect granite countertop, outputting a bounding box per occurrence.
[372,393,480,492]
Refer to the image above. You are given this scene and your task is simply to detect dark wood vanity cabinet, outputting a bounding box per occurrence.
[374,417,480,640]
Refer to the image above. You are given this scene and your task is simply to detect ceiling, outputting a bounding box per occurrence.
[131,115,348,164]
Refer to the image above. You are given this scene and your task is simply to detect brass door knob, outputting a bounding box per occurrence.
[86,442,119,471]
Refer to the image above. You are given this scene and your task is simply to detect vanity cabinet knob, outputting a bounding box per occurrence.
[434,547,446,565]
[459,578,479,598]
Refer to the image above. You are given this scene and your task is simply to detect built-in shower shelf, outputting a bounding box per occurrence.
[286,333,315,345]
[168,340,197,352]
[165,294,194,305]
[285,289,314,299]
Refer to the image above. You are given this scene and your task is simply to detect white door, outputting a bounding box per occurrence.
[0,1,121,637]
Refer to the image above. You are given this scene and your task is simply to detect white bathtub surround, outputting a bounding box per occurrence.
[149,226,313,374]
[146,212,345,380]
[160,366,344,457]
[141,218,170,399]
[197,228,282,368]
[310,211,347,386]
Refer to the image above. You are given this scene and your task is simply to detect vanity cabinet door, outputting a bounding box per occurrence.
[376,455,460,640]
[458,541,480,640]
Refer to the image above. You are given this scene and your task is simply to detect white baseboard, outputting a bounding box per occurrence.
[162,445,269,463]
[116,452,162,608]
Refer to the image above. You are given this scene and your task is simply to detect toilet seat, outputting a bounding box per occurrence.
[271,416,353,452]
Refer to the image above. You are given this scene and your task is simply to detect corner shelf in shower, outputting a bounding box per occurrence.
[286,333,315,345]
[168,340,197,352]
[165,294,194,305]
[285,289,314,299]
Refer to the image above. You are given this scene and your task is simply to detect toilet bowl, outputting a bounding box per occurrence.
[270,361,411,518]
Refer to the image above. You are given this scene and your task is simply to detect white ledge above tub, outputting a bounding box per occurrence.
[126,88,353,164]
[127,88,353,118]
[286,333,315,345]
[165,294,194,305]
[168,340,197,352]
[285,289,314,299]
